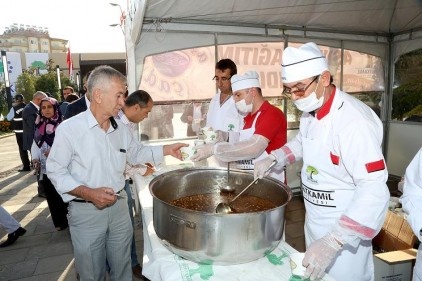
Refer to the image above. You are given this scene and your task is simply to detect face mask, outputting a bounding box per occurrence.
[293,79,325,112]
[235,92,253,116]
[293,92,324,112]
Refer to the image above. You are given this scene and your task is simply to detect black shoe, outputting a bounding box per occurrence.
[0,227,26,247]
[18,167,31,172]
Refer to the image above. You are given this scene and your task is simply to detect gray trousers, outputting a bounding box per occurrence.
[68,194,132,281]
[0,206,20,233]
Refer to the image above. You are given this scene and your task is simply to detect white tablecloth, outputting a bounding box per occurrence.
[133,160,334,281]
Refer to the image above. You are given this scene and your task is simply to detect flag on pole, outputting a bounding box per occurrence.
[66,45,73,78]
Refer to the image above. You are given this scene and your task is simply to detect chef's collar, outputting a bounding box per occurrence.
[315,86,336,120]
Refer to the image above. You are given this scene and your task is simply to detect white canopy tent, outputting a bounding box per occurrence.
[125,0,422,176]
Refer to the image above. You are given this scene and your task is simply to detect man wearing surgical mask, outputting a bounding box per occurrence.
[192,71,287,182]
[254,42,389,281]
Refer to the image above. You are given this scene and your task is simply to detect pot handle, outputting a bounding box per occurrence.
[170,214,196,229]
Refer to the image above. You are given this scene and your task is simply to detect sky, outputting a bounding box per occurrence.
[1,0,127,53]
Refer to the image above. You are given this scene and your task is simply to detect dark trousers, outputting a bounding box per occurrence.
[15,133,30,169]
[42,174,69,229]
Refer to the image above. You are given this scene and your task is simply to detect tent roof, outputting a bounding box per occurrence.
[140,0,422,36]
[126,0,422,91]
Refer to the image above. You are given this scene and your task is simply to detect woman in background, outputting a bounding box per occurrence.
[31,97,68,231]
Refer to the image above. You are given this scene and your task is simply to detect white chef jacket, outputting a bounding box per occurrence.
[285,87,389,281]
[401,147,422,281]
[206,92,242,132]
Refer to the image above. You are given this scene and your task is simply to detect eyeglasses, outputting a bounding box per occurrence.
[212,76,231,83]
[282,75,319,98]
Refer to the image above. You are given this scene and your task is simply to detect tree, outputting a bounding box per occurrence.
[35,72,61,100]
[393,48,422,120]
[0,87,7,115]
[15,59,77,102]
[392,81,422,120]
[15,71,36,102]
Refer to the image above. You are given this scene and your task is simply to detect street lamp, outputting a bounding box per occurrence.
[109,2,127,76]
[109,2,122,13]
[1,50,12,110]
[109,2,125,34]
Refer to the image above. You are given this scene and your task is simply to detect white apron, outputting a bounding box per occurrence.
[235,112,285,183]
[302,118,374,280]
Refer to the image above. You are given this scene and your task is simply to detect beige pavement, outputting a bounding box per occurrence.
[0,134,22,174]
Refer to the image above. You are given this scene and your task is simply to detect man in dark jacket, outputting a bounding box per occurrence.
[64,71,91,119]
[6,94,31,171]
[63,95,89,119]
[22,91,47,152]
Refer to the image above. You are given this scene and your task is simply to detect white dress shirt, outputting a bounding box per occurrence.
[46,109,163,202]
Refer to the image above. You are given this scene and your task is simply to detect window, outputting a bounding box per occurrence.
[138,41,387,140]
[392,49,422,122]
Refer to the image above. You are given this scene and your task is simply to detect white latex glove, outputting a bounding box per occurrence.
[253,154,276,179]
[214,134,268,162]
[191,143,214,161]
[215,130,228,142]
[303,233,342,280]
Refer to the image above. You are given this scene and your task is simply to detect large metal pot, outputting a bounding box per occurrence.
[149,168,292,265]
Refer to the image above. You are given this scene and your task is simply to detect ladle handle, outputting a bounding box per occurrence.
[230,160,277,203]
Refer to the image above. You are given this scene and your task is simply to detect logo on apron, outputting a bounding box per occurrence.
[227,123,235,131]
[305,165,319,183]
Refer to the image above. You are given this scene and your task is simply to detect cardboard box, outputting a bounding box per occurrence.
[373,210,418,281]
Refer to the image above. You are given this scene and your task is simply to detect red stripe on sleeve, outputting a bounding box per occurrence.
[330,152,339,165]
[340,216,376,238]
[365,159,385,173]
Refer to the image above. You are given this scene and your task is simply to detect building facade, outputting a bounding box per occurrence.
[0,24,67,53]
[0,24,125,91]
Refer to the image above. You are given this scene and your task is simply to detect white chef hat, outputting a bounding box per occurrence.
[231,71,261,92]
[281,42,329,83]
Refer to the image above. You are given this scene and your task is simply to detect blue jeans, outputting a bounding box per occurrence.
[124,180,139,267]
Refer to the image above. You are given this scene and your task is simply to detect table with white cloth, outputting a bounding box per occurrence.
[133,156,335,281]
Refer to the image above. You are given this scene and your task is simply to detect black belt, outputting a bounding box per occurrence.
[72,189,123,203]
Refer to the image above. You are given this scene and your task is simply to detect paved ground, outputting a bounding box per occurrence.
[0,134,306,281]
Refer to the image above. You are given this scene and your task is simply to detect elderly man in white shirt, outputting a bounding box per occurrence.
[47,65,186,281]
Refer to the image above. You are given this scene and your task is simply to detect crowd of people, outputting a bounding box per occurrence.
[1,41,421,281]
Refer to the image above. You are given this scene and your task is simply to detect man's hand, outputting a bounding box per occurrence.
[163,143,189,160]
[303,233,342,280]
[33,160,41,173]
[191,143,214,161]
[71,186,117,209]
[89,187,118,209]
[142,163,155,176]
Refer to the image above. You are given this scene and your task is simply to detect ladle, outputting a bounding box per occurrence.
[220,162,235,193]
[215,160,277,214]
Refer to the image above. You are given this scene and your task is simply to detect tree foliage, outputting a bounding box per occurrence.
[15,71,36,102]
[392,81,422,120]
[393,48,422,120]
[15,59,76,102]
